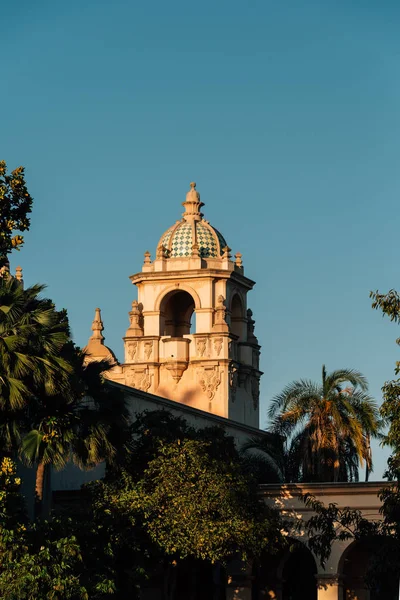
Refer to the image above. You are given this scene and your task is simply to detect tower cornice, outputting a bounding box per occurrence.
[130,269,256,290]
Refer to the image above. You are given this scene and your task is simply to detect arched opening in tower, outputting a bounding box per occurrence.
[230,293,245,340]
[160,290,196,337]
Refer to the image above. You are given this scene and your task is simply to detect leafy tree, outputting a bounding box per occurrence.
[100,414,285,600]
[371,289,400,474]
[301,492,399,597]
[0,160,33,269]
[268,365,381,482]
[240,433,285,483]
[21,354,129,518]
[293,291,400,595]
[0,457,88,600]
[0,276,71,454]
[138,439,282,561]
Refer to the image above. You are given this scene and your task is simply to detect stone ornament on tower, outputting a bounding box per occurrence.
[84,307,117,366]
[222,246,232,260]
[182,182,204,221]
[90,307,105,342]
[234,252,243,268]
[247,308,258,344]
[126,300,143,337]
[213,295,229,333]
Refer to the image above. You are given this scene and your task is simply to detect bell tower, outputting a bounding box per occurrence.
[109,182,262,428]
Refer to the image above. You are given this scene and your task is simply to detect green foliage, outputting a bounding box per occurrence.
[301,490,400,593]
[88,412,286,597]
[137,439,283,564]
[0,534,88,600]
[301,494,379,567]
[0,277,71,453]
[370,289,400,474]
[268,365,381,482]
[22,354,128,472]
[20,352,129,518]
[0,457,26,536]
[0,161,33,269]
[0,458,88,600]
[240,433,287,483]
[300,290,400,588]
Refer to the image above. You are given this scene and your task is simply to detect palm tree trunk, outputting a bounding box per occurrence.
[365,434,371,482]
[35,460,46,519]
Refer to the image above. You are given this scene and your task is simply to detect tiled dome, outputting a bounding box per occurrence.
[159,220,227,258]
[156,182,228,258]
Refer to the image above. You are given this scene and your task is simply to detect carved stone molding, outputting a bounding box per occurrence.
[229,364,239,402]
[252,349,260,370]
[126,369,152,392]
[196,338,207,358]
[213,337,223,357]
[144,341,153,360]
[251,375,260,410]
[126,341,138,362]
[199,367,221,401]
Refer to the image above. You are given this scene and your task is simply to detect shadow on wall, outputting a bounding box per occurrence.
[339,539,398,600]
[252,539,317,600]
[157,385,212,414]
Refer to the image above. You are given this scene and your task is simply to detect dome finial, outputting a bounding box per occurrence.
[182,181,204,221]
[90,307,105,342]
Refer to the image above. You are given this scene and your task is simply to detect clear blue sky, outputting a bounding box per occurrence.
[3,0,400,478]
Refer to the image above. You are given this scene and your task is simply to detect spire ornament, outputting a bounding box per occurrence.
[90,307,105,342]
[182,182,204,222]
[84,308,117,366]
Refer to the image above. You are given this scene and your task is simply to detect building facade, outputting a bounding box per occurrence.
[80,181,392,600]
[87,182,262,428]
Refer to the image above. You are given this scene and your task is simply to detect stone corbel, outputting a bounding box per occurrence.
[165,359,188,383]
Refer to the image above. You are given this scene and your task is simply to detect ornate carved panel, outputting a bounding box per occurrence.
[126,368,152,392]
[198,367,221,401]
[229,364,239,402]
[144,341,153,360]
[126,341,138,362]
[251,375,260,410]
[213,337,223,357]
[196,338,207,357]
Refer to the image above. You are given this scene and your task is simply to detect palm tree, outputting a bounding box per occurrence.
[21,351,129,517]
[240,433,286,484]
[0,276,71,453]
[267,365,381,483]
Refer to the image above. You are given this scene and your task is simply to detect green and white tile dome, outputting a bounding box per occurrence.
[157,183,228,258]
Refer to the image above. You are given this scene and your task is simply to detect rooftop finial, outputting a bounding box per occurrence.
[90,307,105,342]
[182,181,204,221]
